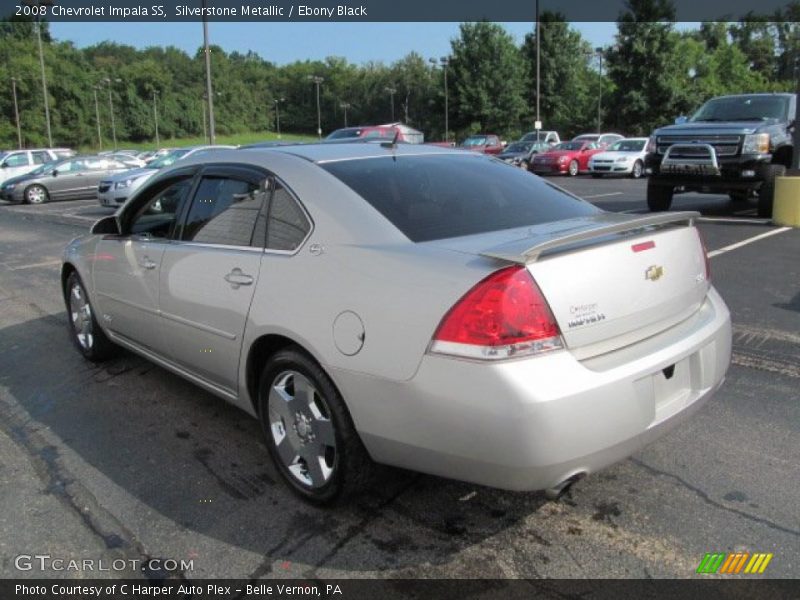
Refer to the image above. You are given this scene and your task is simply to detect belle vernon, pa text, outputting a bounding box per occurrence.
[16,584,343,597]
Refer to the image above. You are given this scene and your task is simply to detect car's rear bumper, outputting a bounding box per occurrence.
[334,287,731,492]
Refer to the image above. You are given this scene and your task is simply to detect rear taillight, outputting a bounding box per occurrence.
[695,228,711,283]
[430,265,563,360]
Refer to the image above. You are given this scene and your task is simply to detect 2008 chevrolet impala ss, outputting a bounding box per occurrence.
[61,143,732,504]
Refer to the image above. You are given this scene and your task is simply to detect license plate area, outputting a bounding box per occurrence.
[652,356,692,422]
[661,163,721,176]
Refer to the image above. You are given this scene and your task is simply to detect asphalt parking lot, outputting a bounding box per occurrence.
[0,175,798,580]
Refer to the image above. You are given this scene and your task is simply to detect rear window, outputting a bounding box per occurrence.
[321,154,599,242]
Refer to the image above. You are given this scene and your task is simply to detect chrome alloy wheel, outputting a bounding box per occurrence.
[268,370,337,488]
[27,185,47,204]
[69,282,94,350]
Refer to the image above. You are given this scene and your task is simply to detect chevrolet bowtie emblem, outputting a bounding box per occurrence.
[645,265,664,281]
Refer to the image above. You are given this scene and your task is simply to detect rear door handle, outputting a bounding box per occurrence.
[139,256,157,270]
[224,268,254,289]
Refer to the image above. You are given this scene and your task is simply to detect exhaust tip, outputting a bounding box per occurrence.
[544,472,586,501]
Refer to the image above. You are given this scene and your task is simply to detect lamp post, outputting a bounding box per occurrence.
[429,57,449,143]
[92,86,103,150]
[202,0,216,145]
[35,20,52,147]
[307,75,324,139]
[385,86,396,122]
[535,0,541,140]
[153,90,160,146]
[339,102,351,127]
[273,97,284,138]
[102,77,122,150]
[587,47,605,133]
[10,77,22,149]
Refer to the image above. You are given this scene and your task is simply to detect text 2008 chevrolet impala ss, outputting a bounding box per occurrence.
[62,144,731,504]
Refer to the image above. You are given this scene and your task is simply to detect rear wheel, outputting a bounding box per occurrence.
[258,348,374,504]
[567,160,579,177]
[65,272,117,362]
[757,164,786,218]
[631,160,644,179]
[647,180,674,211]
[24,184,49,205]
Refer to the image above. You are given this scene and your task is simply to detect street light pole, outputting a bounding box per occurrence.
[92,86,102,150]
[102,77,121,150]
[430,57,450,143]
[339,102,350,127]
[35,20,52,147]
[385,86,396,122]
[201,98,207,143]
[596,47,604,134]
[273,97,284,138]
[536,0,540,141]
[202,0,216,145]
[10,77,22,149]
[308,75,324,139]
[153,90,160,146]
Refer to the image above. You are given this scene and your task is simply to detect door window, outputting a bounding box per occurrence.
[129,178,194,239]
[265,183,311,251]
[181,176,267,247]
[31,151,51,164]
[3,153,29,168]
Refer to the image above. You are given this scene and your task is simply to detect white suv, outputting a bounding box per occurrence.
[0,148,75,185]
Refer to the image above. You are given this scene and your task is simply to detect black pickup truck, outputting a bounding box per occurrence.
[644,93,796,217]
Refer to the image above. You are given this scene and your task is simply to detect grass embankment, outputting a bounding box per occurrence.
[77,131,316,153]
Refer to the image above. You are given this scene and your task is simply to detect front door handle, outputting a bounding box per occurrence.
[139,256,157,270]
[224,268,254,289]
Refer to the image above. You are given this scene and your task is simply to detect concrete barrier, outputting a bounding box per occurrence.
[773,175,800,227]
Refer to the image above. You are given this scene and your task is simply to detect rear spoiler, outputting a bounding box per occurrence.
[481,211,700,264]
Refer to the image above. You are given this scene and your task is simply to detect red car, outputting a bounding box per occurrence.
[460,134,504,154]
[528,140,603,176]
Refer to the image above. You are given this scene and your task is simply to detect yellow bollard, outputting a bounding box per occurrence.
[773,175,800,227]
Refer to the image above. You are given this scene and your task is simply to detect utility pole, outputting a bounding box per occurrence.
[273,97,284,138]
[307,75,324,139]
[536,0,541,141]
[93,86,103,150]
[202,0,216,145]
[385,86,396,122]
[35,20,52,147]
[201,98,207,143]
[339,102,350,127]
[596,48,604,134]
[10,77,22,149]
[153,90,160,146]
[429,57,450,143]
[102,77,121,150]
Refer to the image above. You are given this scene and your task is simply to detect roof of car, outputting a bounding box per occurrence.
[238,141,463,164]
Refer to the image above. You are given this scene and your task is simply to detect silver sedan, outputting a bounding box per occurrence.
[61,144,731,504]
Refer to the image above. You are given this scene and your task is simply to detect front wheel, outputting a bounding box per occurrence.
[258,348,374,504]
[647,180,674,211]
[567,160,579,177]
[65,272,117,362]
[757,164,786,218]
[24,184,49,204]
[631,160,644,179]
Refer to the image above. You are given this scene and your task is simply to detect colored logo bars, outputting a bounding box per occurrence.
[696,552,773,574]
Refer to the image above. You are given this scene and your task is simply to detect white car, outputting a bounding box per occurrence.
[97,145,234,207]
[588,138,649,178]
[0,148,75,186]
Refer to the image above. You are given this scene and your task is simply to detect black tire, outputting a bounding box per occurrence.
[258,347,374,504]
[591,173,603,179]
[647,180,674,211]
[631,160,644,179]
[520,159,530,170]
[728,190,750,203]
[24,184,49,205]
[64,271,117,362]
[757,164,786,218]
[567,160,579,177]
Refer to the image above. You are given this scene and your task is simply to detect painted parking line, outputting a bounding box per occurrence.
[583,192,623,199]
[697,217,771,225]
[708,227,792,258]
[9,259,63,271]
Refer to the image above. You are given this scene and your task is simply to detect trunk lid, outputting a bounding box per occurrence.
[433,212,709,358]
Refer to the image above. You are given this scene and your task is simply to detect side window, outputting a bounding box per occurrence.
[266,183,311,252]
[32,151,51,164]
[182,176,266,247]
[3,153,30,168]
[129,178,194,238]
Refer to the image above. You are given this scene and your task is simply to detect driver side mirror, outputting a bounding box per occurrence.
[52,169,59,177]
[0,163,7,168]
[91,215,121,235]
[674,115,688,125]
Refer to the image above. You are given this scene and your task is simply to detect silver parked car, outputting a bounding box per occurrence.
[62,144,731,504]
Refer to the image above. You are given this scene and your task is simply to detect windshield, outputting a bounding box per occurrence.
[505,142,533,153]
[554,142,583,151]
[690,95,789,122]
[148,148,190,169]
[462,136,487,147]
[326,128,363,140]
[322,154,598,243]
[610,140,646,152]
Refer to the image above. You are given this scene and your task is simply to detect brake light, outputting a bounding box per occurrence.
[430,265,563,360]
[695,228,711,282]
